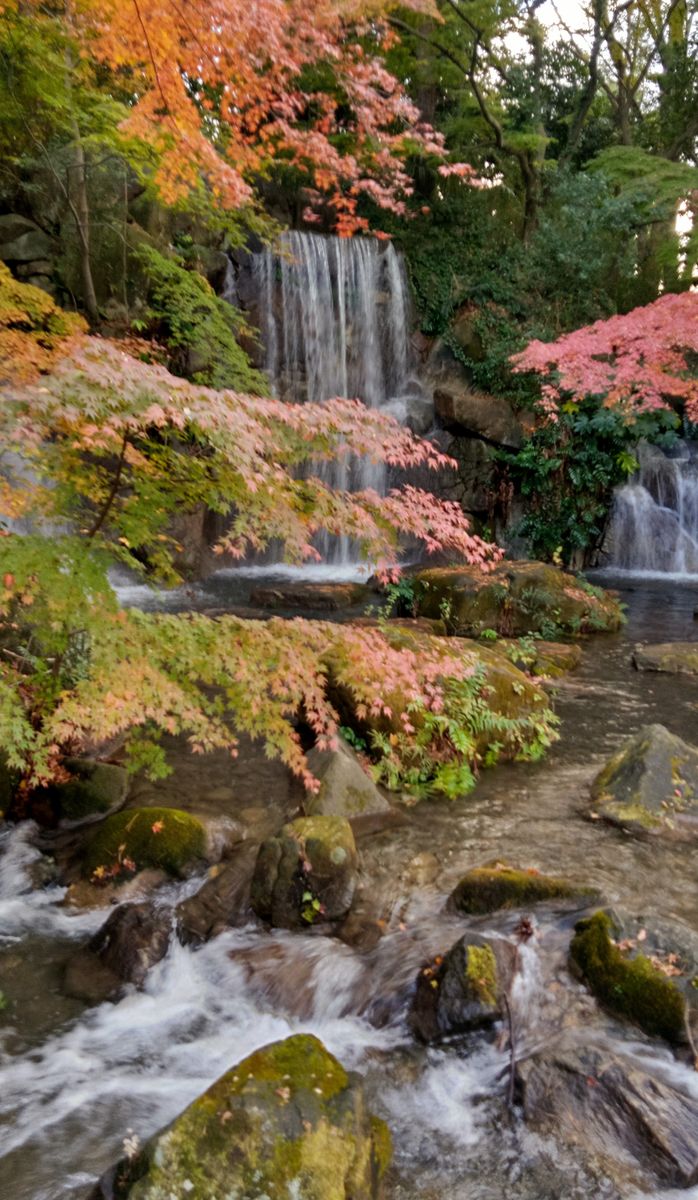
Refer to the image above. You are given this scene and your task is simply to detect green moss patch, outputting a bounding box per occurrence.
[50,758,128,822]
[450,862,588,914]
[464,944,498,1006]
[570,911,687,1044]
[84,806,205,880]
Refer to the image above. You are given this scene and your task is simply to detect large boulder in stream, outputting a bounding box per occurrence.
[413,561,623,638]
[409,933,517,1042]
[448,861,593,915]
[64,902,171,1004]
[82,807,207,880]
[251,815,358,929]
[518,1037,698,1188]
[304,738,391,820]
[92,1033,391,1200]
[176,841,259,944]
[590,724,698,839]
[570,911,688,1044]
[633,642,698,675]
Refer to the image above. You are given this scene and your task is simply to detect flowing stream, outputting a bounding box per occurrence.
[2,579,698,1199]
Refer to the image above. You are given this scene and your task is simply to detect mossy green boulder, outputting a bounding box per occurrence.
[449,862,591,915]
[83,807,206,880]
[570,911,687,1044]
[96,1034,390,1200]
[251,815,358,929]
[325,624,557,791]
[409,933,516,1042]
[413,561,623,639]
[49,757,128,823]
[591,724,698,839]
[633,642,698,675]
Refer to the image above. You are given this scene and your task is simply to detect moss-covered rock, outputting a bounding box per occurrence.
[83,807,206,880]
[530,641,583,677]
[448,862,592,915]
[47,758,128,823]
[590,724,698,840]
[570,911,687,1044]
[633,642,698,675]
[409,933,516,1042]
[251,815,358,929]
[325,625,557,796]
[413,562,623,639]
[94,1034,390,1200]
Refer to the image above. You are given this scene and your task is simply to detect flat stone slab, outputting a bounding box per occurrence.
[633,642,698,675]
[249,581,368,611]
[518,1038,698,1188]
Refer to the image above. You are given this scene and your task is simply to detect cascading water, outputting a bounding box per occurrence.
[251,231,421,566]
[606,441,698,576]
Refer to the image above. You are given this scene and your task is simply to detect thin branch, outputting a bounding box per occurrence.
[86,434,129,538]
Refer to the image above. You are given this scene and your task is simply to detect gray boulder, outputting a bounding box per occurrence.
[304,737,390,819]
[518,1038,698,1188]
[633,642,698,675]
[591,724,698,839]
[0,223,54,263]
[176,841,258,944]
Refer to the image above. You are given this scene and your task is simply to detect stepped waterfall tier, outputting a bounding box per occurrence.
[607,442,698,576]
[251,231,424,566]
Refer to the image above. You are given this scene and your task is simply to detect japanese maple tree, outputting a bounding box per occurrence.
[0,269,549,798]
[512,292,698,423]
[7,0,469,236]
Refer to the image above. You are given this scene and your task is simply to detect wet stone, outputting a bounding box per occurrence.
[518,1037,698,1189]
[409,932,517,1042]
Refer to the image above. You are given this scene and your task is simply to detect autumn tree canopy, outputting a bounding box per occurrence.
[512,292,698,423]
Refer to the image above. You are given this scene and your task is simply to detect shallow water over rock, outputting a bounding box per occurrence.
[2,577,698,1198]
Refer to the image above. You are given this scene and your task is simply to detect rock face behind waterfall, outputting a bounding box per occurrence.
[92,1034,391,1200]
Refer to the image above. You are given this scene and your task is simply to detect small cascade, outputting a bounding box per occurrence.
[251,231,422,566]
[606,441,698,576]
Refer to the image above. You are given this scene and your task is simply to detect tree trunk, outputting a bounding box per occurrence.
[69,126,99,324]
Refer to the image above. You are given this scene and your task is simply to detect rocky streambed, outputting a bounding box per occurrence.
[1,571,698,1199]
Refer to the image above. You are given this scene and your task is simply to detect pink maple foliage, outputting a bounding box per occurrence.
[512,292,698,422]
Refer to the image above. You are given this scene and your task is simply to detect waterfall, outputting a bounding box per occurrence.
[251,231,420,566]
[606,441,698,576]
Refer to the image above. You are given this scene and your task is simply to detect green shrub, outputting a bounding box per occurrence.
[134,245,267,393]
